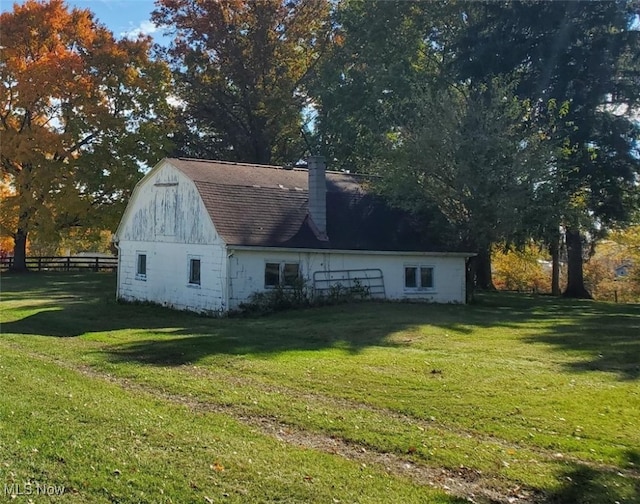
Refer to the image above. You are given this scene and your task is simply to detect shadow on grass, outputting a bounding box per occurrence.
[4,275,640,502]
[518,306,640,381]
[2,273,409,356]
[2,273,640,380]
[544,449,640,504]
[0,271,110,302]
[2,305,398,358]
[468,294,640,381]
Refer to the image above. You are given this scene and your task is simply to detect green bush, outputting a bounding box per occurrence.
[237,279,371,316]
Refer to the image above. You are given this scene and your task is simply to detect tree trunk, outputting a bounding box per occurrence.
[550,236,561,296]
[10,228,29,272]
[475,245,496,291]
[465,257,476,303]
[563,227,592,299]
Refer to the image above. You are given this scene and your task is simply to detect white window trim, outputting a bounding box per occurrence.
[404,264,435,291]
[264,261,301,289]
[135,251,147,281]
[188,255,201,287]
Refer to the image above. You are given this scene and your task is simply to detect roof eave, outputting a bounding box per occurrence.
[227,244,476,258]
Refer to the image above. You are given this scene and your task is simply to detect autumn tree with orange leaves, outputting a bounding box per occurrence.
[0,176,15,254]
[0,0,173,271]
[153,0,331,164]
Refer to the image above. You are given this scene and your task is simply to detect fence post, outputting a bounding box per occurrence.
[38,257,42,271]
[66,257,71,271]
[95,257,99,272]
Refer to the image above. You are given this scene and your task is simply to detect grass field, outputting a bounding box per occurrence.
[0,272,638,503]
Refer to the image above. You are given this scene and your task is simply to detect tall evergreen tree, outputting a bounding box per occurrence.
[455,0,640,297]
[310,0,545,289]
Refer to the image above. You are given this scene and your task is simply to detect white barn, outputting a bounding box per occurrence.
[114,157,473,313]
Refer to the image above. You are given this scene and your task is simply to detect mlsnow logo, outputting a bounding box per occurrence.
[4,481,65,497]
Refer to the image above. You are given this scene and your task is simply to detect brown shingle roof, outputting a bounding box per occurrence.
[169,158,441,251]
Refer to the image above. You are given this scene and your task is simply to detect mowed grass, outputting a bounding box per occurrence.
[1,273,639,503]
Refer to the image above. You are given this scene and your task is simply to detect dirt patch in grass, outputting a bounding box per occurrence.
[15,345,542,504]
[247,415,543,504]
[4,275,639,503]
[4,334,639,504]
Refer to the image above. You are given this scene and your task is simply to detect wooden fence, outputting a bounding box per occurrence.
[0,256,117,272]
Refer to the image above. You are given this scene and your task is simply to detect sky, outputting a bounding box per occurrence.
[4,1,639,42]
[1,0,167,43]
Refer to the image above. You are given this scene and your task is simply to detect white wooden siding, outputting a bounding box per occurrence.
[116,161,228,313]
[228,249,466,309]
[116,159,468,313]
[117,241,228,313]
[118,161,218,245]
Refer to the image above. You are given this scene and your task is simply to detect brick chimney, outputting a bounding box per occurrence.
[307,155,327,239]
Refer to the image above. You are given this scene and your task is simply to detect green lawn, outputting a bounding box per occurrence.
[1,273,639,503]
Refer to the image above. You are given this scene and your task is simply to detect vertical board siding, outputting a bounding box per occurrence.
[154,187,177,237]
[117,162,228,313]
[119,163,218,245]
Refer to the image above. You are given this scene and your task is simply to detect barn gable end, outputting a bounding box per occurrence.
[115,160,228,313]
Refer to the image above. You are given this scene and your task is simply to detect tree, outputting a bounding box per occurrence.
[0,176,15,255]
[310,0,460,170]
[583,234,640,303]
[153,0,331,165]
[0,0,173,271]
[310,2,552,289]
[455,0,640,298]
[374,78,545,291]
[310,1,637,298]
[492,243,552,294]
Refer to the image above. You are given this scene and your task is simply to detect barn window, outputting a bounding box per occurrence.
[404,266,417,288]
[404,265,434,290]
[283,263,300,286]
[189,258,201,285]
[264,262,280,287]
[136,253,147,280]
[421,267,434,288]
[265,262,300,287]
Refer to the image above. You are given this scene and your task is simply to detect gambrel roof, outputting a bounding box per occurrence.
[167,157,445,252]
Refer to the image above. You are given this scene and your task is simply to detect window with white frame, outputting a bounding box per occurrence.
[265,262,300,287]
[404,265,434,290]
[136,252,147,280]
[188,257,201,285]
